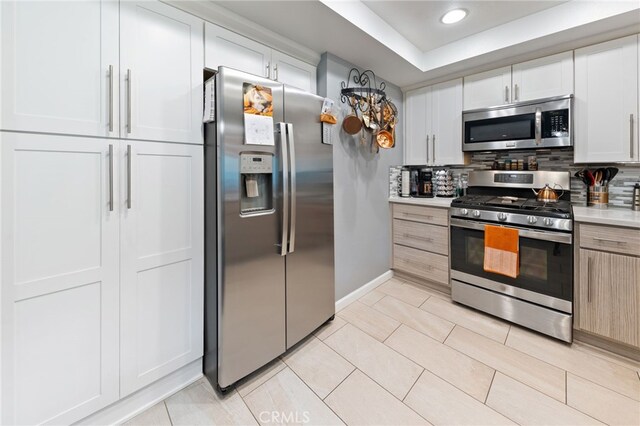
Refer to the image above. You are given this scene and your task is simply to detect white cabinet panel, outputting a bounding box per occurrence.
[574,35,639,163]
[120,141,204,396]
[404,87,430,165]
[431,78,464,166]
[512,51,574,102]
[272,50,317,93]
[205,22,271,78]
[0,0,119,137]
[0,132,119,425]
[463,66,512,110]
[120,1,203,144]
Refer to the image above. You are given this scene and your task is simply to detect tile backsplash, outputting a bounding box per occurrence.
[394,148,640,207]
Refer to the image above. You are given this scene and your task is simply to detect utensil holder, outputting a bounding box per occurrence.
[587,186,608,208]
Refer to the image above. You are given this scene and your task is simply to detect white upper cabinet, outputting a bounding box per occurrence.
[120,1,203,144]
[463,52,574,109]
[463,66,512,110]
[205,22,317,93]
[405,79,466,166]
[271,50,317,93]
[512,51,574,102]
[205,23,271,78]
[1,132,120,425]
[119,141,204,396]
[431,79,465,166]
[404,87,429,165]
[574,35,639,163]
[0,0,119,137]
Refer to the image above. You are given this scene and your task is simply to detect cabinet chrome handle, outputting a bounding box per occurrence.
[274,64,278,81]
[403,233,432,242]
[505,86,509,102]
[426,134,430,163]
[432,134,436,164]
[266,62,270,79]
[126,69,132,134]
[587,256,593,303]
[534,107,542,145]
[631,114,635,159]
[108,65,114,132]
[592,237,625,245]
[127,144,132,209]
[514,84,519,101]
[108,144,114,211]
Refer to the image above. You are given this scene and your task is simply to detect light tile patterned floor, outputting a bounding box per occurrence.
[126,277,640,426]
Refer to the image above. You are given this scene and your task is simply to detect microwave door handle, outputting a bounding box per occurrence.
[535,107,542,145]
[286,123,296,254]
[278,122,289,256]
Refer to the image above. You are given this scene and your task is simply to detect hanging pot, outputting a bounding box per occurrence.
[376,129,394,149]
[342,97,362,135]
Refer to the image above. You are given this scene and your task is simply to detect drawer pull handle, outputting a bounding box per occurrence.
[592,237,626,245]
[402,258,434,270]
[402,212,433,220]
[403,233,432,242]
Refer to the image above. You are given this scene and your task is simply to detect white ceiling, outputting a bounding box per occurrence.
[362,1,566,52]
[208,0,640,88]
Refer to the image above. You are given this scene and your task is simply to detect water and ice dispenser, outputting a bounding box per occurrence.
[240,152,274,215]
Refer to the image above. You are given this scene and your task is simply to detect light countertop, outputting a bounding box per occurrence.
[389,196,453,208]
[573,206,640,229]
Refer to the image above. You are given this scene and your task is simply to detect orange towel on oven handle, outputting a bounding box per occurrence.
[484,224,519,278]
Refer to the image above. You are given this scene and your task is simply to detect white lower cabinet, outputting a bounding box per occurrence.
[120,141,204,396]
[0,132,204,423]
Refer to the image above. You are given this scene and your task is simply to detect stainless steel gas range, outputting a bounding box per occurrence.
[449,170,573,342]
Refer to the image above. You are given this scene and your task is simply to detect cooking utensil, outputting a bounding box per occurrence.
[594,168,605,185]
[585,170,595,186]
[376,129,394,149]
[532,183,564,202]
[607,167,619,182]
[574,170,588,186]
[342,97,362,135]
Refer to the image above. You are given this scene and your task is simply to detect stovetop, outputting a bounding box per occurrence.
[452,195,572,218]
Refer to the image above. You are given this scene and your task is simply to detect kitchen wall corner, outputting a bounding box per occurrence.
[317,52,404,301]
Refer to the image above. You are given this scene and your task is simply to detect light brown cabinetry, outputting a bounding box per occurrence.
[576,223,640,354]
[392,203,450,289]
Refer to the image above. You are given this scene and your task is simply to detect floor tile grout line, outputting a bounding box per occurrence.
[322,367,358,402]
[484,370,497,404]
[162,401,174,426]
[237,362,287,400]
[565,370,640,403]
[237,388,262,426]
[503,324,512,345]
[400,368,425,403]
[315,316,348,341]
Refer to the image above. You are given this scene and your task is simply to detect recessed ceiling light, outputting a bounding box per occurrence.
[441,8,468,24]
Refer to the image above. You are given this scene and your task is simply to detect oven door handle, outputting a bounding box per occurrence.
[450,218,572,244]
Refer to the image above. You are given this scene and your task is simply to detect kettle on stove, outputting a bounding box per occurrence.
[532,183,564,203]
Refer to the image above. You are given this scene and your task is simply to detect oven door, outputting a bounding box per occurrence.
[450,218,573,313]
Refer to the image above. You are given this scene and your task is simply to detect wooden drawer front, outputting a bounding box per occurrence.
[393,203,448,226]
[393,244,449,286]
[393,219,448,255]
[579,224,640,256]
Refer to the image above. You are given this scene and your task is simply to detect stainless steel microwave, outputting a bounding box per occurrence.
[462,95,572,152]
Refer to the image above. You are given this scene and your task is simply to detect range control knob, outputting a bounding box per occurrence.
[472,210,481,218]
[498,212,507,221]
[460,208,469,215]
[527,216,537,224]
[543,217,554,227]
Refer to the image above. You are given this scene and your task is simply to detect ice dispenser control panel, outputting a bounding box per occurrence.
[241,154,272,174]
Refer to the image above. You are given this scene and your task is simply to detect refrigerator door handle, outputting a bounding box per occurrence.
[278,122,289,256]
[286,123,296,253]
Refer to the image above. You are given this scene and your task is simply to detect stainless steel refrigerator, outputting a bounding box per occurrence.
[204,67,334,391]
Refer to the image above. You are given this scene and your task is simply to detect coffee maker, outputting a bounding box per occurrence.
[415,168,434,198]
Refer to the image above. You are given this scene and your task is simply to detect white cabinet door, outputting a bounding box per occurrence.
[404,87,430,165]
[512,51,574,102]
[0,132,119,425]
[271,50,317,93]
[120,141,204,396]
[120,1,203,144]
[0,1,119,137]
[205,22,271,78]
[574,35,639,163]
[431,79,465,166]
[463,66,512,110]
